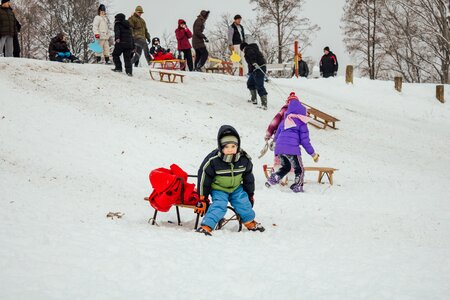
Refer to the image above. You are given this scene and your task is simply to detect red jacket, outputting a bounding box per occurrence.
[147,164,198,212]
[175,19,192,50]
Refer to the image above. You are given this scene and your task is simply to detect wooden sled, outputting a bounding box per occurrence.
[149,70,185,84]
[301,102,340,130]
[144,197,242,232]
[149,59,186,70]
[263,164,337,185]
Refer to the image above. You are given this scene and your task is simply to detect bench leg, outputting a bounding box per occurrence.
[150,209,158,225]
[176,206,182,226]
[194,213,200,230]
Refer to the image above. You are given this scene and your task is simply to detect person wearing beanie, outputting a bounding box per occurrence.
[48,32,81,63]
[241,41,268,109]
[128,6,151,67]
[265,97,319,193]
[320,46,338,78]
[195,125,265,236]
[192,10,210,71]
[92,4,111,64]
[175,19,193,71]
[0,0,16,57]
[111,13,134,76]
[227,14,247,74]
[265,92,300,142]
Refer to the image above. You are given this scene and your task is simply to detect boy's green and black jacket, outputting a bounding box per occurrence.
[198,125,255,199]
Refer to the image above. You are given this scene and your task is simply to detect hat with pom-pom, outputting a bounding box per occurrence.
[287,92,299,103]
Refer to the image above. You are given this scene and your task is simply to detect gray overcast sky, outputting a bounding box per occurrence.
[107,0,349,71]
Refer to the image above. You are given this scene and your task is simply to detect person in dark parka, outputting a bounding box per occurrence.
[320,46,338,78]
[241,42,268,110]
[292,53,309,78]
[0,0,16,57]
[112,13,134,76]
[48,32,80,63]
[192,10,209,71]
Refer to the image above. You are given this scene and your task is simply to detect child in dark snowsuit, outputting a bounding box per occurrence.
[266,97,319,192]
[48,33,81,63]
[112,13,134,76]
[149,37,174,60]
[196,125,265,236]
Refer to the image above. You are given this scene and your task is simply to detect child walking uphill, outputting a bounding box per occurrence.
[195,125,265,236]
[266,98,320,193]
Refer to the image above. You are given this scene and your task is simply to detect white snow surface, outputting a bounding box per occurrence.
[1,58,450,299]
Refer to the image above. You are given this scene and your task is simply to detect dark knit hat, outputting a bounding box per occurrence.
[2,0,11,4]
[240,42,248,51]
[234,14,242,20]
[324,46,330,51]
[98,4,106,15]
[220,135,239,147]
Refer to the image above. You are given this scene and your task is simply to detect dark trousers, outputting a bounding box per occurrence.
[247,66,268,96]
[322,72,335,78]
[276,154,304,185]
[194,47,208,70]
[180,49,193,71]
[112,45,133,74]
[13,34,20,57]
[133,38,151,66]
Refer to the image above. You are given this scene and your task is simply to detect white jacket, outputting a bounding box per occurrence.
[93,15,110,39]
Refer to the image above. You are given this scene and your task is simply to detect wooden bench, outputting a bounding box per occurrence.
[303,167,338,185]
[143,197,242,231]
[149,59,186,70]
[149,70,185,83]
[304,105,340,130]
[263,164,337,185]
[206,67,228,74]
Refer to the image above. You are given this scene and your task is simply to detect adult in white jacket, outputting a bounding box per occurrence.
[92,4,111,64]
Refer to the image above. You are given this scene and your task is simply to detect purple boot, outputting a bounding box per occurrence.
[265,173,281,188]
[291,184,304,193]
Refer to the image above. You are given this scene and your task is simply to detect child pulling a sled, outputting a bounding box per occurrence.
[195,125,265,236]
[265,94,320,193]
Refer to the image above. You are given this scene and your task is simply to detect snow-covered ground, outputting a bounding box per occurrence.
[1,58,449,299]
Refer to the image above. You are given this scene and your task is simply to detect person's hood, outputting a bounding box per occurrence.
[152,37,160,46]
[285,99,307,116]
[217,125,241,151]
[115,13,130,28]
[52,33,65,42]
[198,10,210,20]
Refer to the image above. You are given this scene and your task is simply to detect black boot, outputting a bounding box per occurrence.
[111,68,122,72]
[105,57,111,65]
[95,56,101,64]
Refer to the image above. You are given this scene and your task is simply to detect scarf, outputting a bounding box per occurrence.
[284,114,310,129]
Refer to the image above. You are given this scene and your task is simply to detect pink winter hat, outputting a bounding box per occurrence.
[287,92,299,103]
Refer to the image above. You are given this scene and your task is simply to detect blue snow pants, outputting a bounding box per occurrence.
[201,186,255,229]
[247,66,268,97]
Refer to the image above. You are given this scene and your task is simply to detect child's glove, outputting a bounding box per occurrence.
[249,196,255,207]
[312,153,320,163]
[194,196,208,216]
[204,37,209,43]
[269,140,275,151]
[95,34,100,39]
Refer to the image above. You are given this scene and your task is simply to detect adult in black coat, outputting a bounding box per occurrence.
[320,46,338,78]
[241,42,268,110]
[0,0,16,57]
[112,13,134,76]
[48,32,80,63]
[292,53,309,78]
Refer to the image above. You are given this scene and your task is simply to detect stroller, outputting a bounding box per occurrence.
[145,164,244,231]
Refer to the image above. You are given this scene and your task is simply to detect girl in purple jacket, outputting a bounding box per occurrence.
[265,98,319,192]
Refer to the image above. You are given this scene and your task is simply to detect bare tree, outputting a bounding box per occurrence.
[206,13,232,61]
[250,0,319,63]
[342,0,386,79]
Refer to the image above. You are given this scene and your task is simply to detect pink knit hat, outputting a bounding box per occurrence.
[287,92,299,103]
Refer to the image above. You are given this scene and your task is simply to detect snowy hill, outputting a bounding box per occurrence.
[1,58,450,299]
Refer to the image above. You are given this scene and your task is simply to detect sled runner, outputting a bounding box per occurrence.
[263,164,337,185]
[145,164,243,231]
[149,70,185,83]
[148,59,186,70]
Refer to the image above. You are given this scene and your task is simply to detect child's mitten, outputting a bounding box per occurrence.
[312,153,320,163]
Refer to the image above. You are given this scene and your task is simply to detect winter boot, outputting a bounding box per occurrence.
[260,95,268,110]
[265,173,281,188]
[196,225,212,236]
[111,68,122,73]
[290,176,304,193]
[105,57,111,65]
[244,220,265,232]
[95,56,101,64]
[249,89,257,104]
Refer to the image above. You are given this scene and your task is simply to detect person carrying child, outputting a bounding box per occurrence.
[265,95,320,193]
[195,125,265,236]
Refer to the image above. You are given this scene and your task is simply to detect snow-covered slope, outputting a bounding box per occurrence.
[1,58,449,299]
